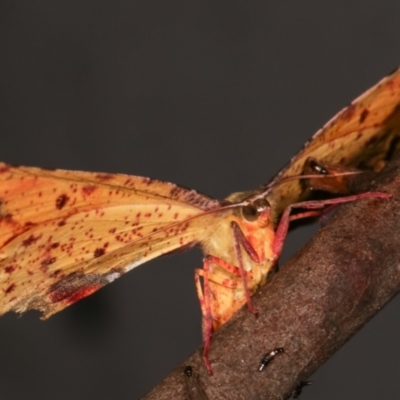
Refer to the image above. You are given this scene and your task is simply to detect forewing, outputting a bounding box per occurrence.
[0,163,218,318]
[266,68,400,213]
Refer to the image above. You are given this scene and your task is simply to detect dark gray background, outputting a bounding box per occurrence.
[0,1,400,399]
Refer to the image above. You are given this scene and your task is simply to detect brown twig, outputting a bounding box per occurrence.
[143,155,400,400]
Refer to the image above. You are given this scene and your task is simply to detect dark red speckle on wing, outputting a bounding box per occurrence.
[55,194,70,210]
[4,264,17,273]
[93,248,105,258]
[359,108,369,123]
[82,185,97,195]
[22,234,41,247]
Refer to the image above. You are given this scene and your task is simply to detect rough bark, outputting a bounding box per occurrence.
[143,155,400,400]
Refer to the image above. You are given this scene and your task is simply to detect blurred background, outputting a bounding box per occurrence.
[0,1,400,399]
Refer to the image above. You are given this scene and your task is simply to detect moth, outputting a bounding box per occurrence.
[0,68,399,375]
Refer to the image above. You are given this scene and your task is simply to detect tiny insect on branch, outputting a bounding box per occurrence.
[258,347,284,372]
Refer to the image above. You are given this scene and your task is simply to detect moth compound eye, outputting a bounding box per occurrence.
[241,198,269,222]
[241,204,258,221]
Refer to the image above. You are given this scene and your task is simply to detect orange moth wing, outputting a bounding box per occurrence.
[264,67,400,216]
[0,163,220,318]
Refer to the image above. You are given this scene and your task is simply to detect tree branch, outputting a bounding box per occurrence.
[143,155,400,400]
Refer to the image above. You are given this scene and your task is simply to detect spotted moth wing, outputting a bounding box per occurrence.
[0,163,220,318]
[265,68,400,215]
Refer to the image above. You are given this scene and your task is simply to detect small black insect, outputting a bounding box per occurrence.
[184,365,194,377]
[292,381,312,398]
[183,365,209,400]
[258,347,284,371]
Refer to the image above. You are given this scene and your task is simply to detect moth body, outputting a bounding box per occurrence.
[200,198,276,330]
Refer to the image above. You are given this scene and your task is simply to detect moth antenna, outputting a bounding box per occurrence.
[250,170,363,203]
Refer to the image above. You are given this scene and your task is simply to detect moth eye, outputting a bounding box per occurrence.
[241,198,269,222]
[309,159,328,175]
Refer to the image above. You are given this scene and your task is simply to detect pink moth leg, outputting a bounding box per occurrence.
[195,222,263,374]
[272,192,390,258]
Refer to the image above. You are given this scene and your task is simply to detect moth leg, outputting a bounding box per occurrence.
[231,221,259,314]
[194,268,207,319]
[195,258,250,325]
[195,251,256,375]
[195,262,239,323]
[198,225,259,318]
[194,268,212,374]
[195,213,275,374]
[290,205,346,225]
[206,255,254,281]
[195,257,215,375]
[272,192,390,258]
[288,210,322,222]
